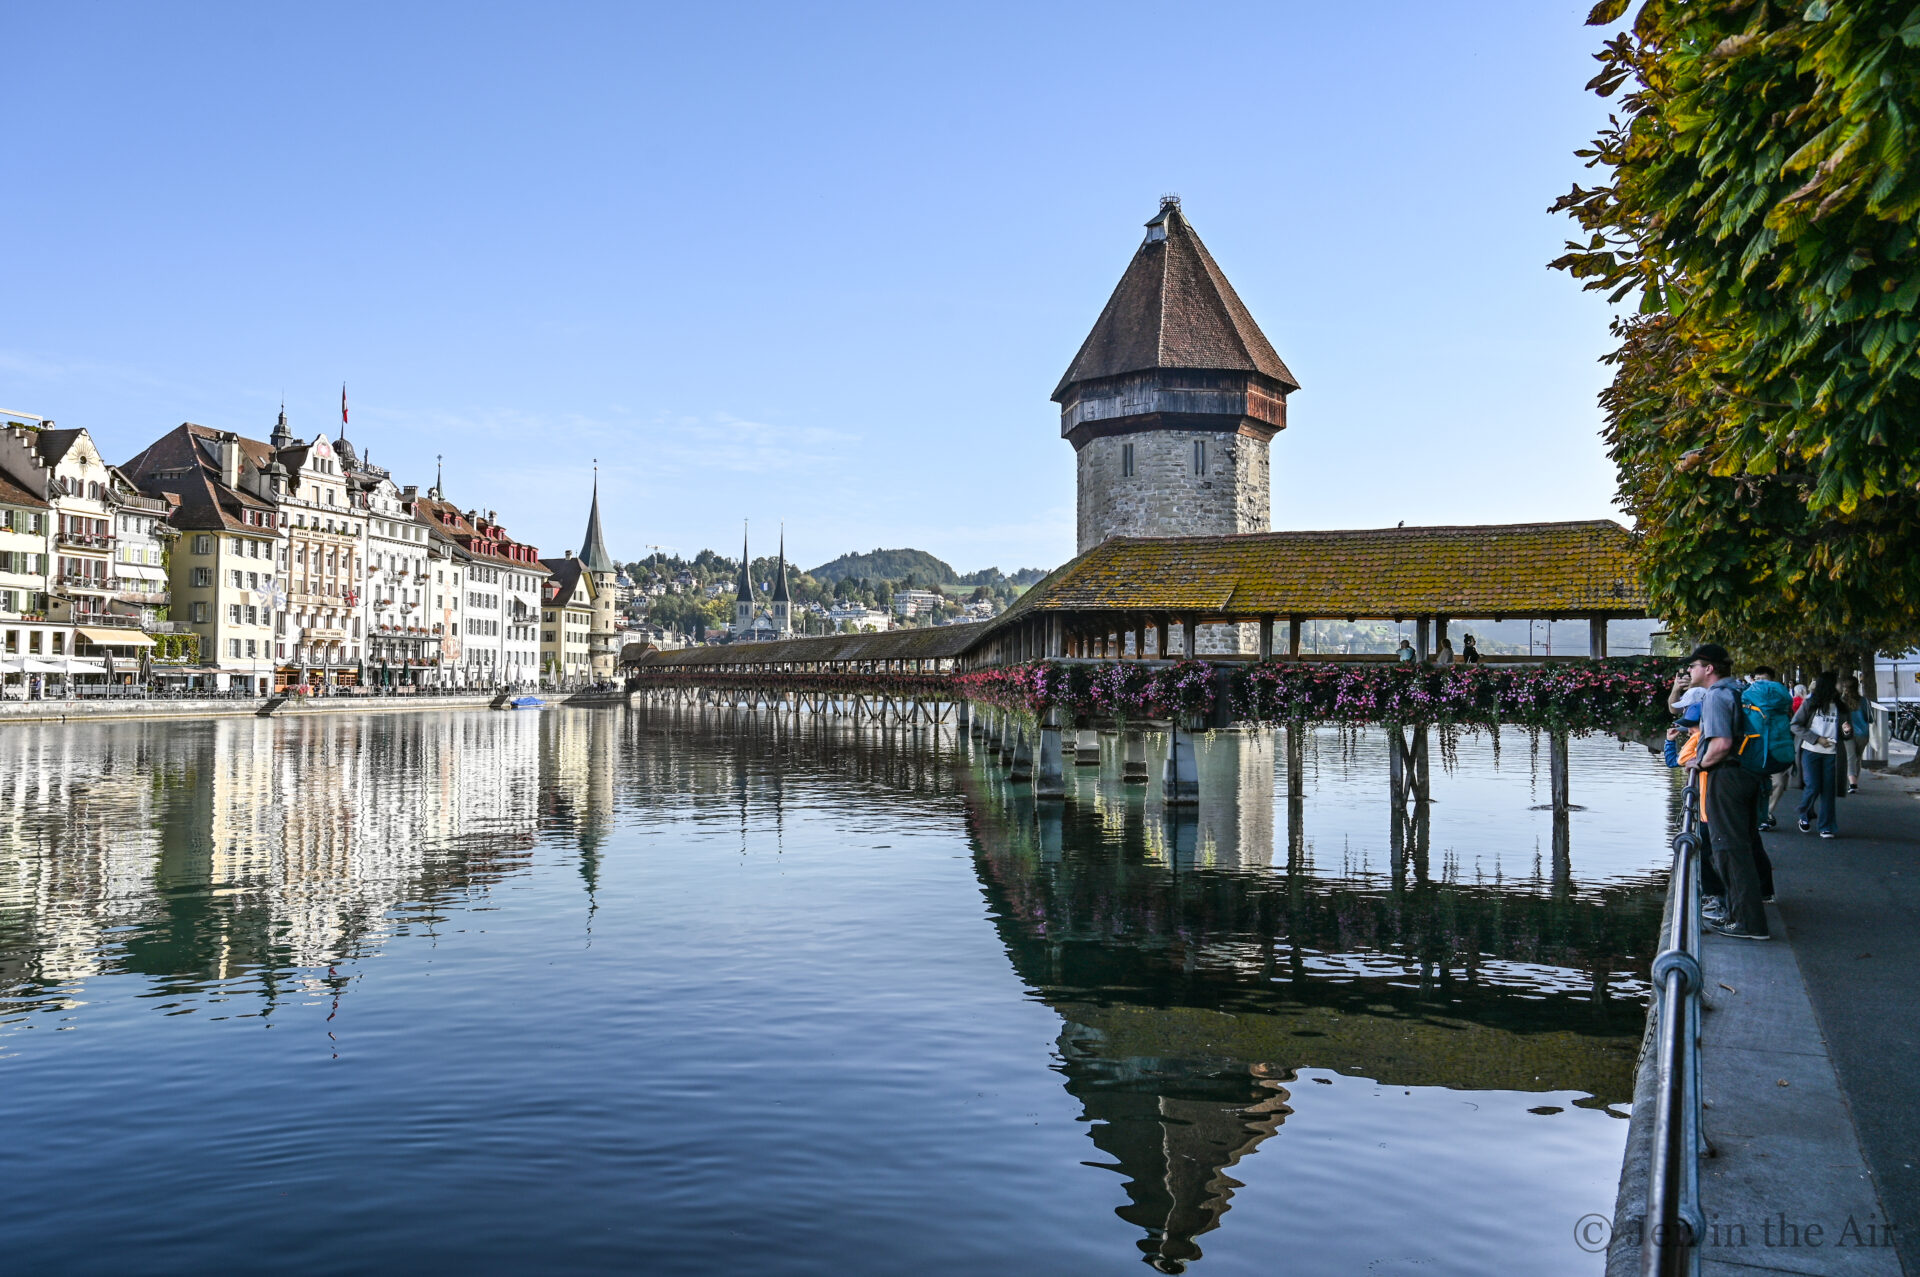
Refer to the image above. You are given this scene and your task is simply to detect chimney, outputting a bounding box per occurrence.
[218,433,241,490]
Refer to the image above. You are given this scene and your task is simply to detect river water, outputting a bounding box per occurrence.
[0,706,1676,1275]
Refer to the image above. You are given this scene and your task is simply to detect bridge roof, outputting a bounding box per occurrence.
[988,520,1645,626]
[640,622,988,667]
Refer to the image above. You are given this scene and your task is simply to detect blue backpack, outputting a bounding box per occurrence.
[1730,680,1796,775]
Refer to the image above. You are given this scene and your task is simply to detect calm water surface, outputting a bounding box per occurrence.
[0,707,1677,1275]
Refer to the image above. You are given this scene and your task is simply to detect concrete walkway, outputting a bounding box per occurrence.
[1756,769,1920,1275]
[1609,769,1914,1277]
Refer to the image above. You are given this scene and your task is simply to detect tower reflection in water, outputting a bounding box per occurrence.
[965,725,1663,1274]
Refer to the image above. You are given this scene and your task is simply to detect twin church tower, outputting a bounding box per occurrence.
[1060,196,1297,555]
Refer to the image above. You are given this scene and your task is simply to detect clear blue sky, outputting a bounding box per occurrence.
[2,2,1622,576]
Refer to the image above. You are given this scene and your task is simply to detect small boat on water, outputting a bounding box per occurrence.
[509,696,546,710]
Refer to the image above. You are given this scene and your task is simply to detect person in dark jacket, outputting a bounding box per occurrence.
[1793,671,1846,838]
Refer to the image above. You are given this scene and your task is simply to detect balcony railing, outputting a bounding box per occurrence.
[58,572,112,590]
[57,531,110,549]
[114,588,170,607]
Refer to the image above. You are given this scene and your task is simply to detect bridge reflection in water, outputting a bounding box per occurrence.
[959,724,1665,1273]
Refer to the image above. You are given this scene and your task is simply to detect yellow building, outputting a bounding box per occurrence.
[538,554,596,689]
[124,424,281,692]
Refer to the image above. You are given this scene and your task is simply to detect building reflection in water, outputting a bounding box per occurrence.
[0,710,636,1017]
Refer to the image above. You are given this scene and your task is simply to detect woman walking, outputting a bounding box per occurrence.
[1793,672,1847,838]
[1839,675,1868,794]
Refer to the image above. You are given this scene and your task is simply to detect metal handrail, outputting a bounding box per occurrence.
[1643,773,1705,1276]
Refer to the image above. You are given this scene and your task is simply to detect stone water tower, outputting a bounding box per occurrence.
[1056,197,1299,556]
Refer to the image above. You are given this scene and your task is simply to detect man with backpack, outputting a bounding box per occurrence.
[1689,643,1771,940]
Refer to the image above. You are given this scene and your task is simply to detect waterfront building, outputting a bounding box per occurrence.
[350,449,442,687]
[0,467,54,682]
[408,486,546,687]
[0,424,117,646]
[538,553,596,687]
[122,423,283,692]
[422,525,467,687]
[105,468,174,632]
[267,413,366,687]
[1054,197,1298,652]
[575,475,620,682]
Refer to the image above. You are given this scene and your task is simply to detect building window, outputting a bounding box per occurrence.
[229,638,241,658]
[246,639,257,658]
[193,535,213,555]
[1192,440,1207,475]
[192,602,209,623]
[1121,442,1135,478]
[192,568,212,587]
[229,604,242,624]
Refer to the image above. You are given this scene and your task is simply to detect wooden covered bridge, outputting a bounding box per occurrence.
[625,519,1652,807]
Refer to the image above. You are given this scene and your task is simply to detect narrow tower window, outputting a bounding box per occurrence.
[1192,440,1207,475]
[1121,442,1135,478]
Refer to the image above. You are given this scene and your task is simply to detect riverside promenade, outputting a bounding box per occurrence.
[0,691,505,723]
[1611,768,1919,1276]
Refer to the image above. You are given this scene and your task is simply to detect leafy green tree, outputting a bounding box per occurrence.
[1553,0,1920,666]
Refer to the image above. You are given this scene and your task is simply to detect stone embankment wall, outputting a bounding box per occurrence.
[0,694,505,724]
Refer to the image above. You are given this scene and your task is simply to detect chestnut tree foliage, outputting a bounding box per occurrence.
[1552,0,1920,662]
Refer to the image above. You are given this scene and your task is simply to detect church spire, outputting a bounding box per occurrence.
[735,523,754,604]
[270,403,294,452]
[578,463,616,574]
[772,525,790,603]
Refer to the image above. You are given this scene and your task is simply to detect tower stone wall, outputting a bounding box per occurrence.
[1075,429,1270,555]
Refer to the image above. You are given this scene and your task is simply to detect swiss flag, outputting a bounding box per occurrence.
[341,384,348,427]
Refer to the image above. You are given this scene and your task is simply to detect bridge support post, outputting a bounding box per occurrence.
[1412,723,1430,804]
[1162,722,1199,805]
[1035,712,1066,799]
[1122,728,1149,784]
[955,699,970,732]
[1285,721,1304,798]
[1549,729,1570,814]
[998,713,1015,765]
[1075,728,1101,766]
[1010,726,1033,782]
